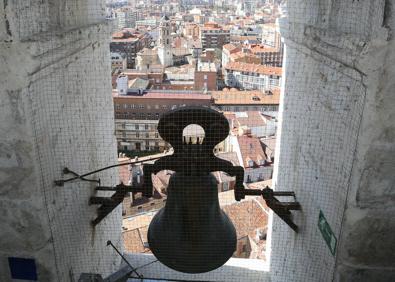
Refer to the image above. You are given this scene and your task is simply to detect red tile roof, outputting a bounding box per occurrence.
[113,90,213,101]
[123,227,151,253]
[235,111,267,127]
[249,44,279,54]
[211,88,280,105]
[237,135,267,168]
[223,43,241,54]
[222,198,268,239]
[225,62,282,76]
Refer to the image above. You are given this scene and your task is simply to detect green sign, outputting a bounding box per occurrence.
[318,210,337,256]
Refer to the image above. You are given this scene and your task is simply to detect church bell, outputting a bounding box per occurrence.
[142,107,246,273]
[148,173,237,273]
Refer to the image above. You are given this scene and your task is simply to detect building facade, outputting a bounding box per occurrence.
[249,44,283,67]
[212,89,280,114]
[194,61,218,91]
[228,135,273,183]
[261,22,282,49]
[113,91,213,152]
[223,62,282,91]
[111,52,127,72]
[200,22,231,49]
[110,29,152,68]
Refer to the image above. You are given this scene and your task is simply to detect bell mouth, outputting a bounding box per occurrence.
[147,209,237,274]
[148,229,236,274]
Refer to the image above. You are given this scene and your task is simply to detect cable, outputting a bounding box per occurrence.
[54,154,169,185]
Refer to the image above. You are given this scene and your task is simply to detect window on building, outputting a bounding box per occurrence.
[145,124,149,130]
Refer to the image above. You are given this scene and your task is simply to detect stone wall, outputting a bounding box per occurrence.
[0,1,121,281]
[270,1,395,281]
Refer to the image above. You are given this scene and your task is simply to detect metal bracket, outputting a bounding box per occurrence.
[235,185,301,232]
[53,155,164,226]
[89,183,147,226]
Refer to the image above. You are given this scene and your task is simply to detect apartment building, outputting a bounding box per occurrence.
[113,90,213,152]
[194,61,218,91]
[200,22,231,49]
[110,29,152,68]
[223,43,283,67]
[212,88,280,114]
[223,62,282,91]
[249,44,283,67]
[110,52,127,72]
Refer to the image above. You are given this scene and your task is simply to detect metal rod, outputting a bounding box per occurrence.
[272,191,296,197]
[55,155,165,186]
[128,276,214,282]
[242,189,262,196]
[107,240,143,279]
[242,189,296,197]
[277,202,302,210]
[95,186,119,191]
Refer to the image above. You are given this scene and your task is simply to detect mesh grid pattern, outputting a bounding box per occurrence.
[1,0,380,281]
[1,1,280,281]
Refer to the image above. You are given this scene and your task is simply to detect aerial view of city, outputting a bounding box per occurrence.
[108,0,283,264]
[1,0,394,281]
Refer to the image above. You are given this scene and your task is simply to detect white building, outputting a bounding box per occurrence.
[224,62,282,91]
[116,75,129,95]
[261,20,282,49]
[233,112,277,138]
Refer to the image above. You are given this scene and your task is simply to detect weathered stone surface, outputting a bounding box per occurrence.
[0,1,121,281]
[271,1,395,281]
[338,210,395,267]
[335,265,395,282]
[357,147,395,207]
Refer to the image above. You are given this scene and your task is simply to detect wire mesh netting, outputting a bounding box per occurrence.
[3,0,287,281]
[3,0,390,281]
